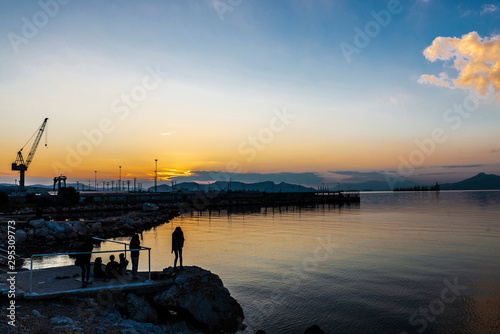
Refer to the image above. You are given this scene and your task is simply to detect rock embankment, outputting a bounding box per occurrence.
[0,266,245,334]
[155,266,244,333]
[1,210,178,255]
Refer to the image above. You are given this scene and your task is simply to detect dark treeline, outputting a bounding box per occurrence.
[393,182,440,192]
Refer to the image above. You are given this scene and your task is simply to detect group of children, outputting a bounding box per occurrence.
[93,253,129,280]
[79,227,184,285]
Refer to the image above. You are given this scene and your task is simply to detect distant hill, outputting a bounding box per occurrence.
[150,181,315,193]
[440,172,500,190]
[0,183,53,194]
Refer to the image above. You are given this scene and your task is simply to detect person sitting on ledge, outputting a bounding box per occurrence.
[118,253,129,275]
[105,255,120,279]
[93,257,106,279]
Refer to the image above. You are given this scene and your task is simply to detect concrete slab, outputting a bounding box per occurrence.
[0,264,173,300]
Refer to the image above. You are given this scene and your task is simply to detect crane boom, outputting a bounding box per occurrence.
[25,117,48,167]
[12,118,49,189]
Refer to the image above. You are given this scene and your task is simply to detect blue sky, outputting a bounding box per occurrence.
[1,0,499,188]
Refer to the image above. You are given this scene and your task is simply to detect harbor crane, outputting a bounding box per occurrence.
[11,118,49,189]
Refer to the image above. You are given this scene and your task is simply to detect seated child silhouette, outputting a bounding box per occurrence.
[118,253,129,275]
[105,255,120,279]
[93,257,106,279]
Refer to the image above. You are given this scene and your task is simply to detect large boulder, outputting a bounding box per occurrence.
[45,234,56,244]
[61,222,73,233]
[35,227,49,238]
[123,293,158,324]
[90,222,103,234]
[29,219,45,228]
[15,229,27,244]
[130,219,145,228]
[120,223,136,234]
[53,231,67,240]
[27,229,35,240]
[154,266,244,333]
[72,222,88,237]
[45,221,65,233]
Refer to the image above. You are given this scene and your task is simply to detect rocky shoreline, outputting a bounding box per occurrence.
[0,208,179,256]
[1,266,245,334]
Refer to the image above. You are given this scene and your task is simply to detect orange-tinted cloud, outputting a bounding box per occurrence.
[419,32,500,102]
[417,73,450,87]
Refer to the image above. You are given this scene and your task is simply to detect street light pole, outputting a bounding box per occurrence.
[155,159,158,192]
[95,171,97,191]
[119,166,122,191]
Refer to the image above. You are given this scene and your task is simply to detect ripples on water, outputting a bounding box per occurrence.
[40,191,500,333]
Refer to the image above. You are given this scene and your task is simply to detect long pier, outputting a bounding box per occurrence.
[77,190,360,207]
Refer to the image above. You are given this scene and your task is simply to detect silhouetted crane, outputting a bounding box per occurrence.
[11,118,49,189]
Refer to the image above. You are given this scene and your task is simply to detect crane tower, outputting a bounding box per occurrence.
[11,118,49,189]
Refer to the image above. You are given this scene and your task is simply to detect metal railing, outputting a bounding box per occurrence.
[0,247,21,260]
[91,237,129,258]
[28,237,151,294]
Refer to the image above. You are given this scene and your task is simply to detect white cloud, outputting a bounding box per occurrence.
[419,32,500,102]
[481,4,498,14]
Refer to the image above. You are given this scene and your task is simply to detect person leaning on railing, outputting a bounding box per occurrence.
[77,236,93,287]
[130,234,140,280]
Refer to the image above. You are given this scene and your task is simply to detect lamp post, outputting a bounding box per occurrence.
[155,159,158,192]
[119,166,122,191]
[94,171,97,191]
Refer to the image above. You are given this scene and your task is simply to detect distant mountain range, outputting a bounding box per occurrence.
[348,173,500,191]
[149,181,315,193]
[440,173,500,190]
[1,172,500,193]
[0,180,316,193]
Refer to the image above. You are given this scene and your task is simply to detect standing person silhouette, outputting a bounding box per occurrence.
[77,236,93,287]
[130,234,140,280]
[172,227,184,270]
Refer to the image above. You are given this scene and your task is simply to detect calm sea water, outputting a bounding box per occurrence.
[35,191,500,333]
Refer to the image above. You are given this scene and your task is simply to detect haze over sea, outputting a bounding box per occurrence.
[80,190,499,333]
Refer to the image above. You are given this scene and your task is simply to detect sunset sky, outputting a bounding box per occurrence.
[1,0,499,188]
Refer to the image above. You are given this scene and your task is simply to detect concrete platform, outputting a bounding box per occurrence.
[0,264,175,300]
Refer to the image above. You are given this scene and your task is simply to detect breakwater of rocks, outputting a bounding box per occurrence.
[0,209,179,256]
